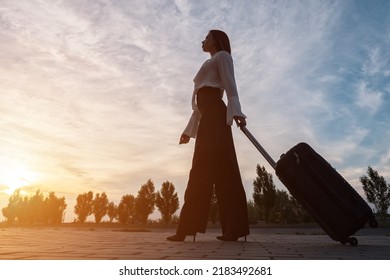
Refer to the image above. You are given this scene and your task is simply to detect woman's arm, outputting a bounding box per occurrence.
[217,51,247,126]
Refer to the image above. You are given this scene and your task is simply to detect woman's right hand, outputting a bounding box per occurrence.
[179,133,191,144]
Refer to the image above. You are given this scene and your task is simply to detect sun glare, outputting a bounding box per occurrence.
[0,166,38,195]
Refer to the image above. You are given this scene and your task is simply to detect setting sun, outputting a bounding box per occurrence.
[0,166,37,195]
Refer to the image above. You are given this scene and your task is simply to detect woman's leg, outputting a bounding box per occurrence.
[175,147,215,235]
[175,99,220,235]
[214,122,249,238]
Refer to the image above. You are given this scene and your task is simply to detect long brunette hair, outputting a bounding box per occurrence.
[210,30,231,54]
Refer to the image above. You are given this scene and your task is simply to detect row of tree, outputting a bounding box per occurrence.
[1,179,179,225]
[2,190,66,225]
[2,165,389,225]
[73,179,179,224]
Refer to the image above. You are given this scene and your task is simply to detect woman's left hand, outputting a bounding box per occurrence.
[234,116,246,128]
[179,133,191,144]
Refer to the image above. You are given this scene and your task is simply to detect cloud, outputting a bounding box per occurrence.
[362,47,384,76]
[355,81,383,113]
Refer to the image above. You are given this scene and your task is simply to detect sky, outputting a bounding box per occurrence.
[1,0,389,222]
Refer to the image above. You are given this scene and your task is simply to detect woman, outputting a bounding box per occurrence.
[167,30,249,242]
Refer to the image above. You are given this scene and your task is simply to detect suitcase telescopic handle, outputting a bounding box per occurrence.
[240,126,277,170]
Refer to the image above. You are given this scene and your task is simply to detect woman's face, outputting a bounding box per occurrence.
[202,32,216,53]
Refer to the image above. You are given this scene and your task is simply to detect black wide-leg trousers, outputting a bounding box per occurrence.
[177,87,249,237]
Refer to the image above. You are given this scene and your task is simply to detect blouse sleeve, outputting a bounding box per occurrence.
[217,51,246,125]
[182,109,201,138]
[182,90,201,138]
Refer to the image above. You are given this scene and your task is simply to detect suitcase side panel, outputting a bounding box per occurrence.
[275,142,374,243]
[292,143,372,220]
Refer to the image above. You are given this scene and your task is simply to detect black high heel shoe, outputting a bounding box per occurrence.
[166,233,196,242]
[216,235,247,242]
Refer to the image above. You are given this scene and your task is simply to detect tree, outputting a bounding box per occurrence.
[134,179,156,223]
[44,192,67,224]
[2,189,24,224]
[107,202,118,223]
[253,164,277,223]
[272,189,290,223]
[117,194,135,224]
[92,192,109,223]
[26,190,45,224]
[360,166,390,220]
[273,190,314,224]
[156,181,179,224]
[74,191,93,223]
[246,200,259,224]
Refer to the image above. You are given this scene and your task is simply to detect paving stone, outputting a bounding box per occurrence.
[0,226,389,260]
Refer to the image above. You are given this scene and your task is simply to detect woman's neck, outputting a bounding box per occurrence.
[209,50,218,57]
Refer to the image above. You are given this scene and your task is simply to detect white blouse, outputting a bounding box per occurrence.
[183,51,246,138]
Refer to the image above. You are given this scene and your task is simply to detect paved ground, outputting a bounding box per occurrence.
[0,225,389,260]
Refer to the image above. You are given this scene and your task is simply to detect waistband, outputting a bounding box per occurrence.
[196,87,223,98]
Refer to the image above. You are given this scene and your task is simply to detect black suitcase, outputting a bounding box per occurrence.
[241,127,378,246]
